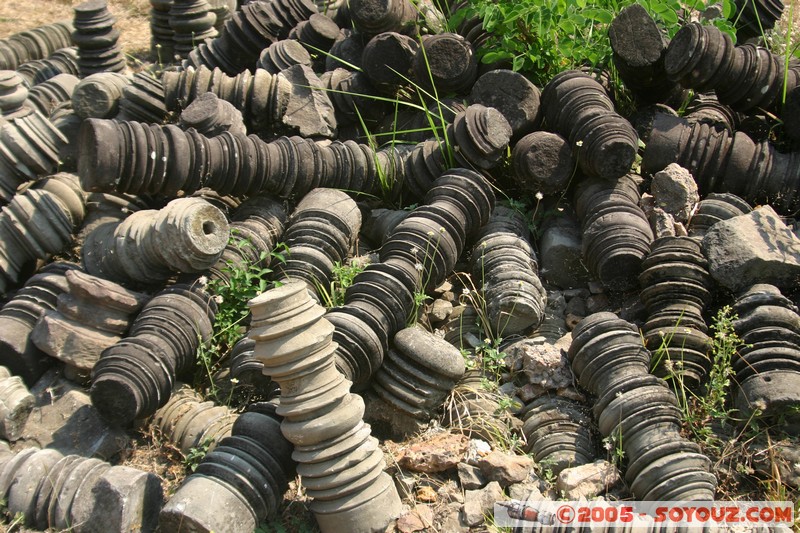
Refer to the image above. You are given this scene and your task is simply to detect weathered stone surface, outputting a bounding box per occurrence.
[651,163,699,223]
[752,442,800,489]
[396,505,434,533]
[438,501,470,532]
[158,473,256,533]
[77,465,162,533]
[279,64,337,138]
[0,373,34,441]
[507,339,573,393]
[429,298,453,322]
[539,214,590,289]
[556,460,620,499]
[19,382,128,459]
[475,450,534,487]
[508,479,545,503]
[457,461,487,490]
[30,313,121,371]
[396,432,468,473]
[702,205,800,291]
[462,481,504,526]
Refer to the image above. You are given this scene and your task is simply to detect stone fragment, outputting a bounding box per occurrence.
[396,505,434,533]
[20,385,128,459]
[508,479,545,503]
[702,205,800,291]
[651,163,699,223]
[415,485,437,502]
[506,340,574,392]
[457,462,487,490]
[397,432,468,473]
[0,370,34,441]
[279,64,337,138]
[429,298,453,322]
[462,481,504,527]
[556,460,620,499]
[475,450,534,487]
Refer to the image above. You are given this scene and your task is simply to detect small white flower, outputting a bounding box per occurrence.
[535,191,544,201]
[213,295,224,304]
[575,140,584,147]
[462,288,471,296]
[410,246,418,255]
[427,230,435,236]
[439,227,446,233]
[230,378,239,385]
[197,275,209,286]
[414,262,424,272]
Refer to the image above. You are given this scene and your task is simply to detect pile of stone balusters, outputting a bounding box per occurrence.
[0,0,798,532]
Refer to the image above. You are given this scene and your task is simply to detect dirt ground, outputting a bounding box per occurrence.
[0,0,150,59]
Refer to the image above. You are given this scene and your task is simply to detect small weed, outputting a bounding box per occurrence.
[183,436,215,472]
[316,260,365,309]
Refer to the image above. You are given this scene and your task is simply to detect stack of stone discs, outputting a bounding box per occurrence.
[90,282,217,425]
[521,395,597,475]
[573,174,654,291]
[274,188,360,300]
[184,0,318,75]
[0,21,74,71]
[0,174,85,295]
[639,237,713,388]
[469,205,547,336]
[542,70,639,179]
[169,0,218,60]
[71,0,127,76]
[82,197,229,285]
[569,312,716,500]
[731,284,800,424]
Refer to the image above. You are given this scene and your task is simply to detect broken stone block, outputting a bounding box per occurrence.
[651,163,699,223]
[0,368,34,441]
[279,64,337,138]
[396,432,468,473]
[457,462,487,490]
[462,481,504,527]
[702,205,800,292]
[30,270,149,379]
[474,450,534,487]
[556,460,620,499]
[507,339,574,394]
[20,383,129,460]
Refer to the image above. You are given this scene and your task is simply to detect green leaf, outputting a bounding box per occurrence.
[512,54,526,71]
[582,7,613,23]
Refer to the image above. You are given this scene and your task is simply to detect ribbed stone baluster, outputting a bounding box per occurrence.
[469,205,547,336]
[569,312,717,500]
[643,113,800,215]
[731,284,800,425]
[159,402,295,532]
[0,174,85,294]
[82,197,229,284]
[72,0,127,77]
[169,0,218,60]
[639,236,713,388]
[0,262,78,385]
[15,47,80,87]
[91,281,217,425]
[249,282,402,533]
[542,70,639,180]
[0,21,74,71]
[184,0,318,75]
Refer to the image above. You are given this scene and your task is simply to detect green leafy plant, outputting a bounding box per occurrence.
[316,260,366,309]
[206,237,288,350]
[183,436,215,472]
